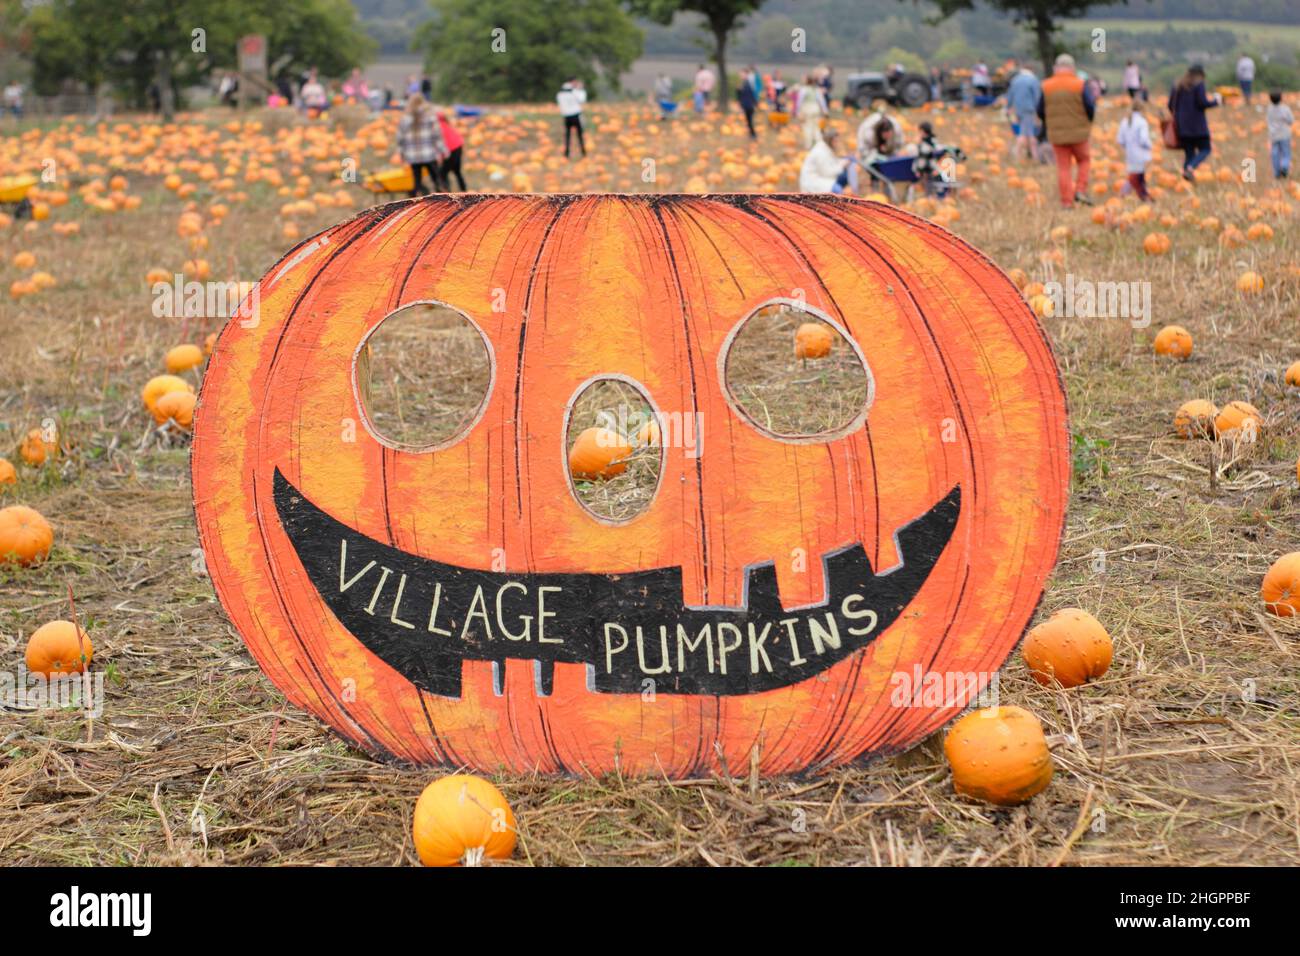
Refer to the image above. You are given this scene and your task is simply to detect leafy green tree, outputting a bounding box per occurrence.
[415,0,643,103]
[629,0,765,113]
[915,0,1132,76]
[0,0,33,82]
[23,0,373,117]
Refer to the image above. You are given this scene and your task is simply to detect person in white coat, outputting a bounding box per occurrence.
[1116,99,1152,200]
[1236,54,1255,104]
[796,75,828,149]
[800,128,854,193]
[557,78,587,158]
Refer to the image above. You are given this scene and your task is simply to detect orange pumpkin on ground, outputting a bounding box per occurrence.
[944,706,1054,806]
[568,427,632,479]
[1022,607,1112,688]
[0,505,53,566]
[412,775,517,866]
[1284,361,1300,388]
[1142,231,1171,255]
[142,375,195,421]
[1173,400,1218,439]
[1153,325,1193,360]
[1235,271,1264,295]
[0,458,15,488]
[156,391,198,429]
[1261,553,1300,617]
[191,195,1070,776]
[19,428,57,466]
[1214,400,1262,441]
[165,344,204,374]
[25,620,93,677]
[794,321,834,359]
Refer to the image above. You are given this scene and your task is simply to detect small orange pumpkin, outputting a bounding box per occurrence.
[182,258,212,281]
[1005,267,1029,290]
[0,457,16,490]
[1261,552,1300,617]
[0,504,53,566]
[1022,607,1113,688]
[568,427,632,480]
[142,375,195,421]
[1284,361,1300,388]
[1235,271,1264,295]
[1142,231,1171,255]
[25,620,93,677]
[1152,325,1193,360]
[165,344,204,374]
[1173,400,1217,439]
[1214,400,1261,441]
[412,775,517,866]
[794,321,834,359]
[19,427,57,466]
[1028,293,1055,318]
[944,706,1054,806]
[156,391,198,429]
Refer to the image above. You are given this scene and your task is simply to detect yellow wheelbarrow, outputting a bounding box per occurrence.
[362,166,414,195]
[0,173,38,218]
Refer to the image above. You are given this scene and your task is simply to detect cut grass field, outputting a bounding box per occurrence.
[1,97,1298,865]
[1064,18,1300,45]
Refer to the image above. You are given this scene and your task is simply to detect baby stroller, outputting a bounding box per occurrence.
[862,146,966,203]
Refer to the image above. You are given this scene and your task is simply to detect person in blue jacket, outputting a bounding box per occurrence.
[1005,65,1042,161]
[1168,64,1221,181]
[737,68,759,140]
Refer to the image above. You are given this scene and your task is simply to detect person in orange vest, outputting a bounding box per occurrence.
[1035,53,1097,208]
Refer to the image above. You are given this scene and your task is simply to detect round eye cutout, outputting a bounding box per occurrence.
[564,376,664,524]
[354,301,495,452]
[720,300,873,442]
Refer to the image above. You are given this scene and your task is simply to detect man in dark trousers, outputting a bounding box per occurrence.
[737,68,758,140]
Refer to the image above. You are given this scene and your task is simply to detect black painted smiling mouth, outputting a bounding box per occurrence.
[272,468,960,698]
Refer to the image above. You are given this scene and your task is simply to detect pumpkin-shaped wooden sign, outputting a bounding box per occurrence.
[192,195,1068,776]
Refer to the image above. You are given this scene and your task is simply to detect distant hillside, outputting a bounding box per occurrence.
[353,1,1299,80]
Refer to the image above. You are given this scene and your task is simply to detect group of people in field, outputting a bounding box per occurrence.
[380,50,1297,203]
[396,94,469,195]
[1019,52,1293,208]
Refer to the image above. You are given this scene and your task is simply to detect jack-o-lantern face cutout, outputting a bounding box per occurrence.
[192,195,1068,776]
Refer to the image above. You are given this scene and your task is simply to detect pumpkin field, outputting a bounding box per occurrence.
[1,95,1298,867]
